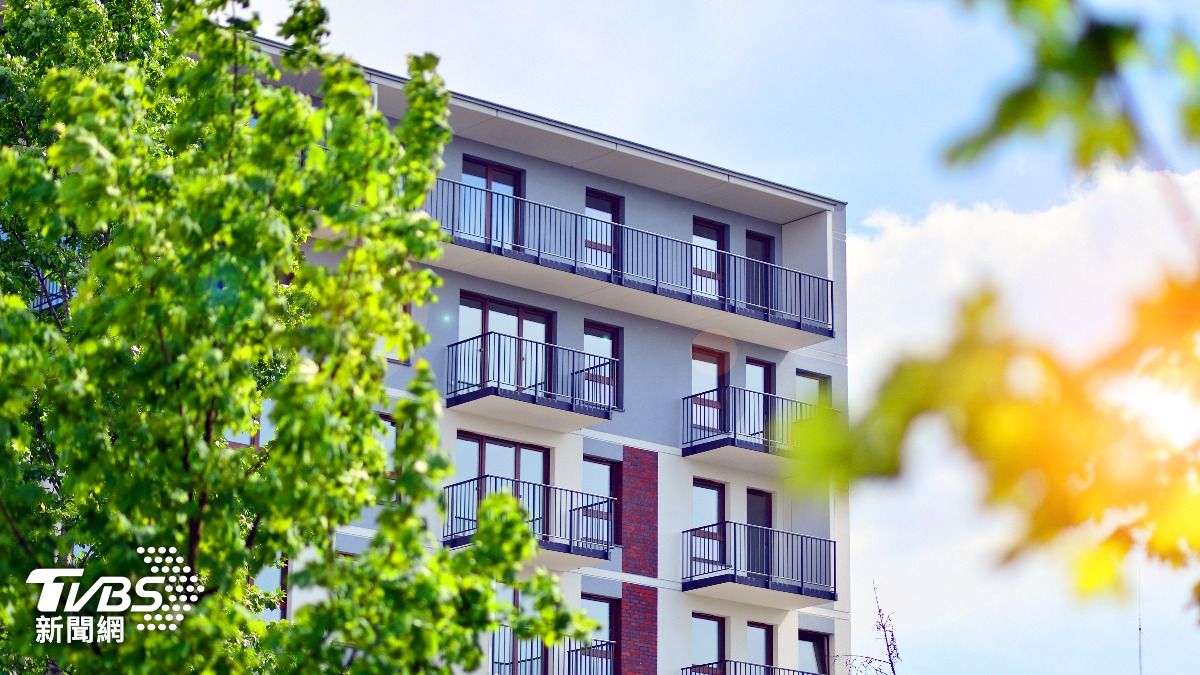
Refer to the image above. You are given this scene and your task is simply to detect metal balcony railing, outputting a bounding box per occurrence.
[491,624,616,675]
[681,522,836,598]
[682,661,819,675]
[682,386,819,453]
[30,277,71,313]
[427,178,834,334]
[445,332,620,413]
[443,475,616,555]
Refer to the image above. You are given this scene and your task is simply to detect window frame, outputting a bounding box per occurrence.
[583,319,623,408]
[455,431,551,485]
[690,612,727,667]
[580,593,621,670]
[251,560,289,621]
[583,455,621,544]
[746,357,775,395]
[747,621,775,667]
[797,629,831,675]
[795,369,833,407]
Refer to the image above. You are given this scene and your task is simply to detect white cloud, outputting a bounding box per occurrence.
[848,166,1200,674]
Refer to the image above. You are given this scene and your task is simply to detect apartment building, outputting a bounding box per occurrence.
[264,38,851,675]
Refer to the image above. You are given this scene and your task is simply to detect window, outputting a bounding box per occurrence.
[583,188,623,272]
[745,232,775,311]
[378,414,397,477]
[454,432,548,484]
[583,321,621,408]
[747,622,774,666]
[580,594,619,669]
[690,613,725,667]
[692,218,728,299]
[689,479,726,571]
[690,346,728,432]
[746,359,774,395]
[795,370,832,407]
[798,630,831,674]
[461,156,523,246]
[747,489,773,577]
[252,561,288,621]
[583,457,620,544]
[743,358,775,443]
[455,293,553,397]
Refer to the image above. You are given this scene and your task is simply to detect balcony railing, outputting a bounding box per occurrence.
[445,332,620,414]
[682,386,818,453]
[681,522,836,599]
[427,178,834,335]
[682,661,819,675]
[491,624,616,675]
[30,277,71,313]
[443,475,616,556]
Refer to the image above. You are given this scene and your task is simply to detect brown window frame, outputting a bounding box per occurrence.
[251,560,289,621]
[580,593,621,670]
[795,369,833,407]
[462,155,525,246]
[583,456,621,545]
[690,612,727,668]
[583,188,624,254]
[797,630,831,675]
[748,621,774,667]
[691,218,729,299]
[746,357,775,395]
[460,291,556,344]
[583,320,622,408]
[455,431,551,486]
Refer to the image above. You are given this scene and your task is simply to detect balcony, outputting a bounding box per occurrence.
[682,662,818,675]
[681,522,835,609]
[426,179,834,350]
[491,624,616,675]
[682,386,817,473]
[30,277,71,313]
[445,332,620,432]
[443,475,617,571]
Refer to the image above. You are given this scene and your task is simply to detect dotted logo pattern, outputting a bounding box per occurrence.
[133,547,204,632]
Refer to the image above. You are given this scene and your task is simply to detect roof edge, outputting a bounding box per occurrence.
[252,35,848,208]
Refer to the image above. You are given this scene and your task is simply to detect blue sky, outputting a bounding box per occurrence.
[255,1,1200,672]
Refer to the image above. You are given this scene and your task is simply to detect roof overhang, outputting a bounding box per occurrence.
[256,36,845,224]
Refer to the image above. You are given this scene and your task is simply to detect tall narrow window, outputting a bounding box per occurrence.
[461,157,523,247]
[584,321,621,408]
[690,613,725,667]
[743,358,775,445]
[747,622,774,667]
[745,232,775,311]
[795,370,832,407]
[583,456,620,544]
[692,219,727,300]
[583,188,622,272]
[580,594,620,670]
[690,479,726,574]
[798,631,831,674]
[253,561,288,621]
[690,346,728,435]
[747,488,773,578]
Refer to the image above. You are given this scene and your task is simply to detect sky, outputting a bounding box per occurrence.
[252,1,1200,672]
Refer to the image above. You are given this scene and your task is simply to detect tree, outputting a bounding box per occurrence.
[795,0,1200,611]
[0,0,589,671]
[838,582,900,675]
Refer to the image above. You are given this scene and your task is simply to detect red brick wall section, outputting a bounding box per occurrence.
[621,446,658,577]
[620,583,658,674]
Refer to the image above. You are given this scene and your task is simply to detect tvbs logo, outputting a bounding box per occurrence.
[26,546,203,644]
